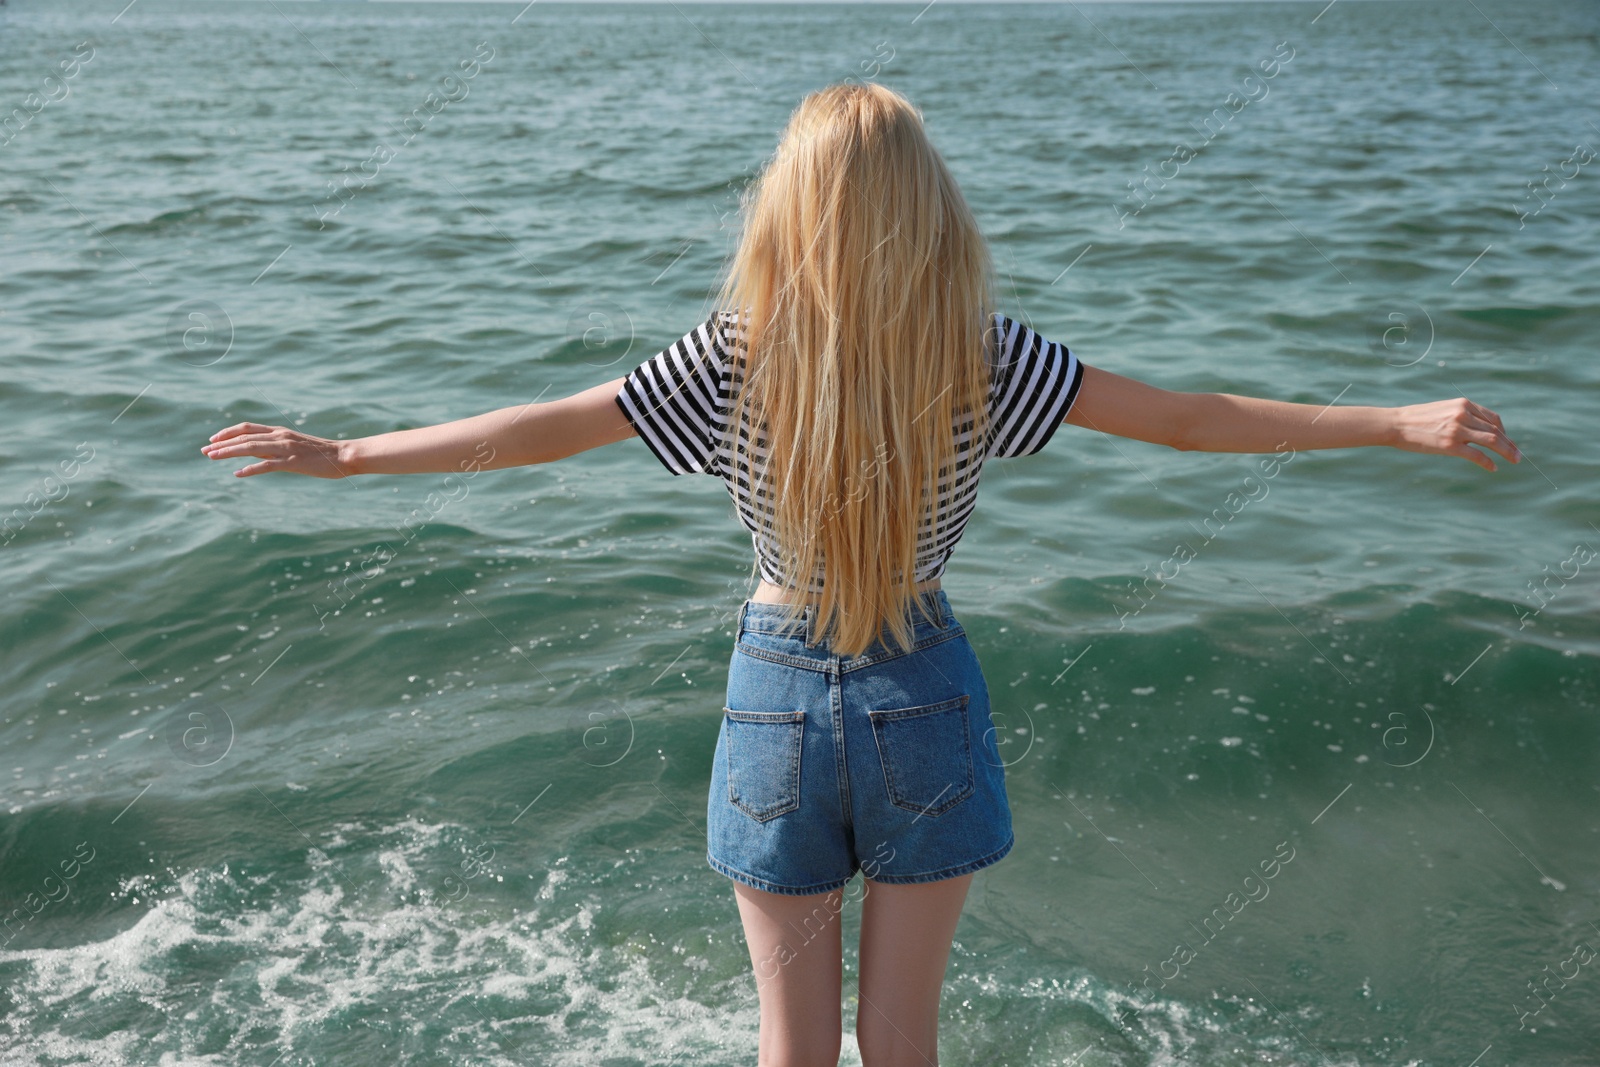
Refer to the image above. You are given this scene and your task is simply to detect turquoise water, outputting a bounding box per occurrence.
[2,1,1598,1063]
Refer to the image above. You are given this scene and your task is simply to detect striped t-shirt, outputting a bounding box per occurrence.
[613,310,1086,589]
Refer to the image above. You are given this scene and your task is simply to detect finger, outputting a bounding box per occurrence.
[1471,428,1520,466]
[1465,412,1523,460]
[1449,443,1495,472]
[1469,405,1518,458]
[1470,405,1502,432]
[204,438,285,461]
[209,422,275,443]
[204,431,282,451]
[233,459,282,478]
[1475,408,1520,459]
[1457,422,1520,465]
[1469,403,1506,434]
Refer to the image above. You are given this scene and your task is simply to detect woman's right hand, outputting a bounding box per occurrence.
[1389,398,1520,472]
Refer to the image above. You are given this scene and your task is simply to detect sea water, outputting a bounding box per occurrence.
[1,1,1598,1063]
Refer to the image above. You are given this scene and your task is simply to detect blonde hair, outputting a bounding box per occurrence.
[713,82,997,656]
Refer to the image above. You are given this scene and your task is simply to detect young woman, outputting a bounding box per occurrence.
[205,83,1518,1067]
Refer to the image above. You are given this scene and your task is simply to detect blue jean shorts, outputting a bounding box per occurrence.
[707,590,1014,896]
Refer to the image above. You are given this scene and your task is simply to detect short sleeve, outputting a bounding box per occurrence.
[614,315,729,475]
[984,314,1086,459]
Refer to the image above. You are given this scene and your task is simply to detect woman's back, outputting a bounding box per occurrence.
[615,309,1085,597]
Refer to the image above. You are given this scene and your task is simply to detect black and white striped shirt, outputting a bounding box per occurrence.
[614,311,1085,589]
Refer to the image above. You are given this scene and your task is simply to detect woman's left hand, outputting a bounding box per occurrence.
[202,422,355,478]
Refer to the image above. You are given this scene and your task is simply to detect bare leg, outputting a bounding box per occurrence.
[733,881,846,1067]
[855,874,972,1067]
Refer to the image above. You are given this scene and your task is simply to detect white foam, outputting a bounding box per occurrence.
[0,817,755,1066]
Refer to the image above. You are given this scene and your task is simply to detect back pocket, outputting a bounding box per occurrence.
[724,708,805,822]
[867,695,974,817]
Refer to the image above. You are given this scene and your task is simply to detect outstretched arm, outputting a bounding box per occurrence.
[1064,364,1521,471]
[203,377,633,478]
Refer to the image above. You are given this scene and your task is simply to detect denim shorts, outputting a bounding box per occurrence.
[707,590,1014,896]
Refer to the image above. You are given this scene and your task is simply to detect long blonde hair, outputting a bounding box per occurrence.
[713,82,997,656]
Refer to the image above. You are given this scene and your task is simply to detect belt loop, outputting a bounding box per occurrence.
[803,604,817,649]
[736,600,749,638]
